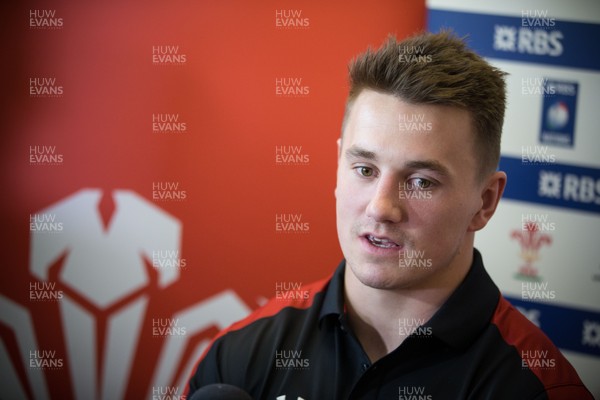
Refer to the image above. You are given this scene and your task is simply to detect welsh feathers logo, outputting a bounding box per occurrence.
[0,189,250,399]
[511,221,552,281]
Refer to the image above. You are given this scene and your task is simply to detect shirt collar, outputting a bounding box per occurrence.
[317,249,500,349]
[318,259,346,325]
[425,248,500,349]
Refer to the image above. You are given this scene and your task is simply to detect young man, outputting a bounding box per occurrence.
[187,32,592,399]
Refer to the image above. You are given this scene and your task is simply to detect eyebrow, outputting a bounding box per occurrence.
[405,160,450,177]
[345,146,377,161]
[345,145,450,177]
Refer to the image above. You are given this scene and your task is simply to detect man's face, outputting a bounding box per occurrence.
[335,90,487,291]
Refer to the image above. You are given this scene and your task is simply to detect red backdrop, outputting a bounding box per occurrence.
[1,1,425,398]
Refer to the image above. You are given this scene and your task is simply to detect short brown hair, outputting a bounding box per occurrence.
[343,31,507,178]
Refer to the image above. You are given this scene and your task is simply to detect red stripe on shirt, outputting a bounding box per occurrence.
[491,296,588,398]
[183,275,331,396]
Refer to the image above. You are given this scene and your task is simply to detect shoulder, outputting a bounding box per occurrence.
[490,296,592,399]
[216,275,332,340]
[187,275,333,390]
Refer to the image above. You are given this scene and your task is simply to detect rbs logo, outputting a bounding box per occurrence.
[494,25,563,57]
[538,170,600,206]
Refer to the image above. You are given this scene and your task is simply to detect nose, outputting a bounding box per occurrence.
[366,176,403,223]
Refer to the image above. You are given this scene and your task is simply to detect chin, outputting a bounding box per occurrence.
[349,260,402,290]
[360,278,397,290]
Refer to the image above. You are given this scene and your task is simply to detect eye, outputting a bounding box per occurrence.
[407,177,432,190]
[354,166,375,177]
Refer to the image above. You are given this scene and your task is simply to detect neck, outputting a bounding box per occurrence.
[344,246,474,362]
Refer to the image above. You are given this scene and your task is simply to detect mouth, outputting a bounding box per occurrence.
[365,234,400,249]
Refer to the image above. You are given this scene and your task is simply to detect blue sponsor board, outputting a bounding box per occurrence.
[506,295,600,357]
[499,156,600,214]
[428,9,600,71]
[540,79,578,147]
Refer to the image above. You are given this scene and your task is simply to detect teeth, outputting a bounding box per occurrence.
[368,235,398,248]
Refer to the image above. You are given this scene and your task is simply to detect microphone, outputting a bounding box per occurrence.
[189,383,254,400]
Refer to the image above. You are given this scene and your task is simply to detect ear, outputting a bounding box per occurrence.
[468,171,507,232]
[336,138,342,160]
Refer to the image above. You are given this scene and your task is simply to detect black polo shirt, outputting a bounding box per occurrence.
[187,249,592,399]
